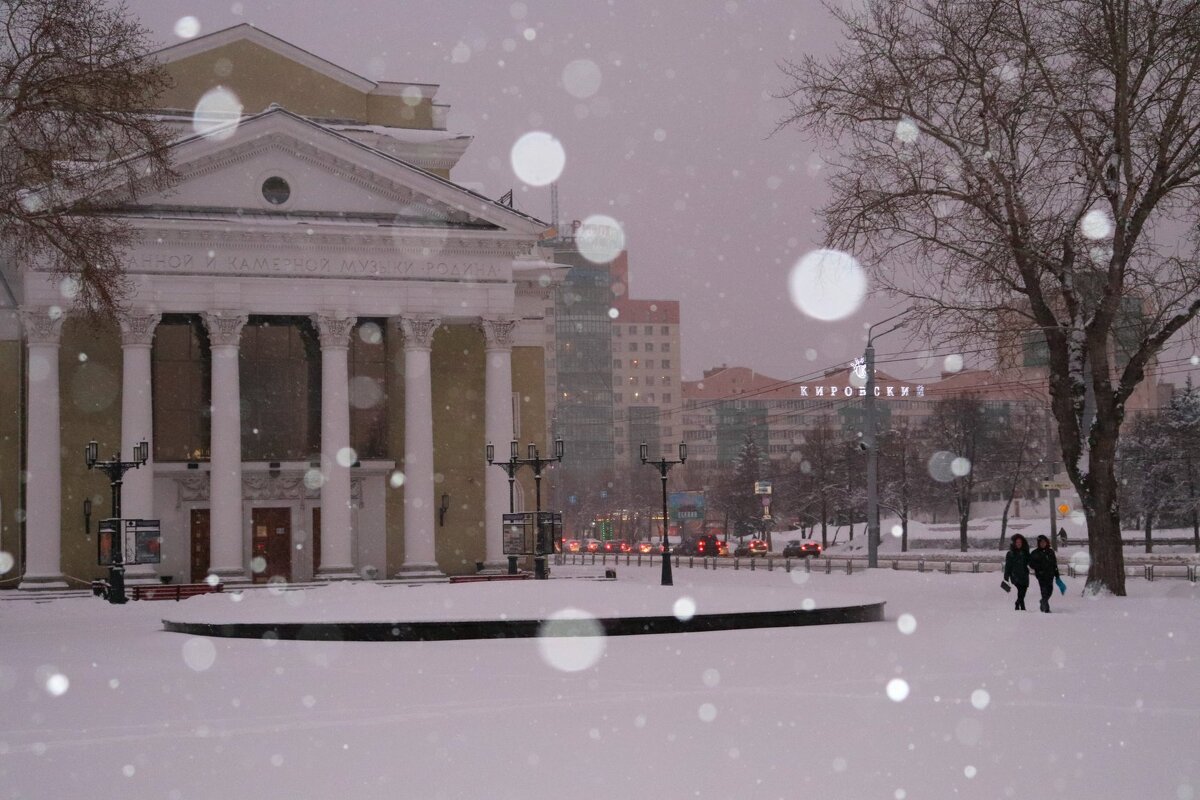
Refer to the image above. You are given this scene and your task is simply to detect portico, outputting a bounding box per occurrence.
[11,104,554,587]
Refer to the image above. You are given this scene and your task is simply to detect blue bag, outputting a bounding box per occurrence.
[1055,576,1066,595]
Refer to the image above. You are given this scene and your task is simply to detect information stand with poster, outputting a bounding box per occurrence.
[124,519,163,565]
[502,511,563,555]
[97,518,120,567]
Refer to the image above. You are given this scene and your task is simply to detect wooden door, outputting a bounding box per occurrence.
[190,509,211,583]
[312,507,322,575]
[251,507,291,583]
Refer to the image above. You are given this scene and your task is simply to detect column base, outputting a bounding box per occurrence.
[315,565,360,582]
[17,573,70,591]
[393,562,445,581]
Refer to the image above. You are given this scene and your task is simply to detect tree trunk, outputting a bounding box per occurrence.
[1144,512,1153,555]
[999,497,1014,550]
[1083,442,1127,595]
[901,516,908,553]
[820,500,828,550]
[1193,510,1199,554]
[959,513,969,553]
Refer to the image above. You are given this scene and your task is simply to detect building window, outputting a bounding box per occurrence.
[662,376,671,385]
[240,316,321,460]
[646,393,656,402]
[613,359,622,368]
[662,342,671,352]
[646,376,655,386]
[261,176,291,205]
[614,392,623,403]
[152,315,211,461]
[644,325,653,335]
[660,325,669,335]
[628,325,637,334]
[629,376,639,385]
[645,342,654,352]
[643,359,653,369]
[349,319,388,459]
[662,359,671,369]
[629,342,638,352]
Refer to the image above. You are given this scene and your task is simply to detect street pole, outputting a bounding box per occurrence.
[85,439,148,604]
[864,312,907,569]
[865,342,879,568]
[641,441,687,587]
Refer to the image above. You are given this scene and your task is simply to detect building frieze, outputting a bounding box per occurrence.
[173,473,363,507]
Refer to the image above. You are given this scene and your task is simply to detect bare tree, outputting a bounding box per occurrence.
[920,396,1002,551]
[990,405,1048,548]
[878,425,920,552]
[781,417,845,550]
[778,0,1200,594]
[1,0,173,315]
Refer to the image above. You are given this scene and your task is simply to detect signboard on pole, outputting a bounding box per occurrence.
[1040,481,1068,491]
[97,518,119,567]
[124,519,162,565]
[668,491,705,521]
[502,512,563,555]
[503,513,532,556]
[754,481,773,495]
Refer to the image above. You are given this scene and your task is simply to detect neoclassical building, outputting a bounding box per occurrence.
[0,25,559,588]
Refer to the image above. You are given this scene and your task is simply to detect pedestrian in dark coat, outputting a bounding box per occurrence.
[1002,534,1031,610]
[1029,534,1060,613]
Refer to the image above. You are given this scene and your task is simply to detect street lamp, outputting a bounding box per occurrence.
[487,437,564,579]
[640,441,687,587]
[84,439,149,604]
[487,439,521,574]
[864,312,907,569]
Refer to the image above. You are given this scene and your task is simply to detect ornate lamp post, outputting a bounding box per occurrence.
[85,439,148,604]
[641,441,687,587]
[487,439,521,574]
[487,438,564,579]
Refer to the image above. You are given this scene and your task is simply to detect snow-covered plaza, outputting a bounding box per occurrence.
[1,567,1196,799]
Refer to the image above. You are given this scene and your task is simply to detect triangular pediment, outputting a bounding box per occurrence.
[105,109,547,235]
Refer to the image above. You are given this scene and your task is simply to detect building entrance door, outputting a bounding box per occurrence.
[251,507,291,583]
[190,509,210,583]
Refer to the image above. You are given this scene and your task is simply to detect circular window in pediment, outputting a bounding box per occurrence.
[261,176,291,205]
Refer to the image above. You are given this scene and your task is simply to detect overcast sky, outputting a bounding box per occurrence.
[125,0,1198,388]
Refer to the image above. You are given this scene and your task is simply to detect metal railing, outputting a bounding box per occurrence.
[555,553,1198,582]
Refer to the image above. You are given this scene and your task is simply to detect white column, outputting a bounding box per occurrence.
[395,315,442,577]
[315,313,357,579]
[202,312,247,582]
[119,311,161,583]
[481,318,516,567]
[19,309,66,589]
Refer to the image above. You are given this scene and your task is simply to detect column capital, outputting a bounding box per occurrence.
[479,317,518,350]
[315,313,357,349]
[202,311,248,347]
[395,315,442,350]
[19,307,65,345]
[119,310,162,347]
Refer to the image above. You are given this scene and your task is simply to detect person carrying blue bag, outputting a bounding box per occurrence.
[1029,534,1064,613]
[1001,534,1031,610]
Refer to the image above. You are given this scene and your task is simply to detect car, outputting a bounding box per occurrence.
[692,535,728,557]
[734,539,769,557]
[583,538,601,553]
[565,539,582,553]
[782,539,822,558]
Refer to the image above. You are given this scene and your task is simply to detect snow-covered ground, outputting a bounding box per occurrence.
[1,566,1197,799]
